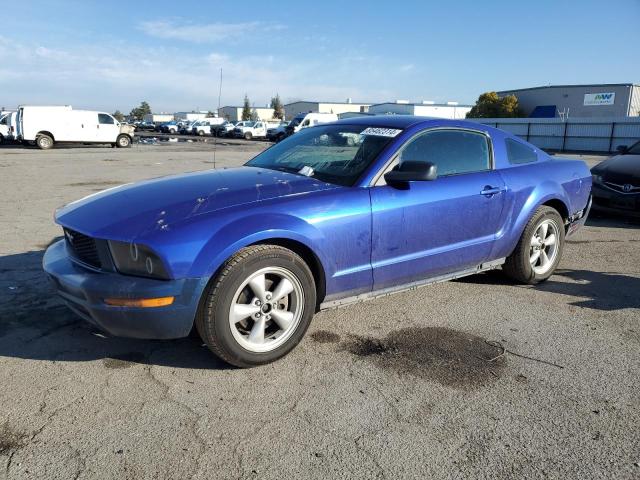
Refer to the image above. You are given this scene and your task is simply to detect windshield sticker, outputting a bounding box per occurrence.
[298,165,315,177]
[360,127,402,138]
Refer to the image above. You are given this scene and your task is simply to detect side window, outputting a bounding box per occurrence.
[302,119,310,127]
[506,138,537,164]
[0,116,7,125]
[400,129,490,176]
[98,113,115,125]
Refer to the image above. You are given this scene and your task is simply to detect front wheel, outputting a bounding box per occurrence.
[196,245,316,367]
[244,132,252,140]
[116,134,131,148]
[503,206,565,284]
[36,134,54,150]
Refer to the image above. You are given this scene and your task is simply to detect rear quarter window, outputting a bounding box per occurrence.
[506,138,537,164]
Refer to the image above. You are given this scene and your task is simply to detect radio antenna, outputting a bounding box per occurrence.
[213,67,223,169]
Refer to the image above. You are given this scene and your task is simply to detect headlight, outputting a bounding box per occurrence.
[108,240,171,280]
[591,173,603,184]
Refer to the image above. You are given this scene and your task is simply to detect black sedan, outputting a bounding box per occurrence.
[134,122,156,132]
[591,141,640,217]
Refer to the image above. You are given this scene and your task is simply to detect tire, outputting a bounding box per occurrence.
[198,130,205,136]
[244,132,252,140]
[0,134,4,145]
[36,134,53,150]
[503,206,565,284]
[196,245,317,367]
[169,128,176,134]
[116,135,131,148]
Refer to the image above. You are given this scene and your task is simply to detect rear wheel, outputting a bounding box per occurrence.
[36,134,53,150]
[196,245,316,367]
[503,206,565,284]
[244,132,252,140]
[116,134,131,148]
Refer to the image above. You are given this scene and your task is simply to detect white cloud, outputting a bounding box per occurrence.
[0,34,408,112]
[138,19,285,43]
[399,64,415,72]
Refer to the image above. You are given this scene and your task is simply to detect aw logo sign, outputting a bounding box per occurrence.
[584,92,615,106]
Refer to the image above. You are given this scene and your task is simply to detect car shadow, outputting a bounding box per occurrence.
[586,213,640,229]
[457,268,640,311]
[0,249,231,370]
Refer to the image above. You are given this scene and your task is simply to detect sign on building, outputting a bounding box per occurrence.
[583,93,615,106]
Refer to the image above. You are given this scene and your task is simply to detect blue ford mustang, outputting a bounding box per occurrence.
[43,116,592,367]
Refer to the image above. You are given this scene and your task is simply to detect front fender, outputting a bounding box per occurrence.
[189,213,329,280]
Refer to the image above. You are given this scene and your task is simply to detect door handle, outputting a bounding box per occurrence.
[480,186,505,197]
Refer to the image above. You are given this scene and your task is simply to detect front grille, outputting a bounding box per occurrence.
[64,228,101,268]
[603,181,640,194]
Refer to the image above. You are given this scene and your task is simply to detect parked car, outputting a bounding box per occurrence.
[266,121,290,142]
[590,141,640,217]
[192,118,225,136]
[211,120,236,137]
[154,122,170,133]
[43,116,591,367]
[285,112,338,137]
[134,122,156,132]
[178,121,198,135]
[233,120,278,140]
[16,105,134,149]
[160,121,179,134]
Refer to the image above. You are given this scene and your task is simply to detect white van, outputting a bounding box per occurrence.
[285,112,338,136]
[16,106,134,149]
[0,112,15,143]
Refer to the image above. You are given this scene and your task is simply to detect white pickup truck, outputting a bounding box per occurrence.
[233,121,280,140]
[191,117,225,136]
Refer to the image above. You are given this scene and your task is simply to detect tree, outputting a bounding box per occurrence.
[241,95,252,121]
[466,92,523,118]
[129,101,152,121]
[250,108,259,122]
[112,110,124,122]
[207,110,216,117]
[270,94,284,120]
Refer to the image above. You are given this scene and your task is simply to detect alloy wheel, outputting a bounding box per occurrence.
[530,219,560,275]
[228,267,304,353]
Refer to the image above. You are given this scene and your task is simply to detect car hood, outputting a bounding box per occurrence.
[593,154,640,183]
[55,166,338,240]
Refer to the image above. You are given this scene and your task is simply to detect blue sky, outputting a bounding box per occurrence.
[1,0,638,113]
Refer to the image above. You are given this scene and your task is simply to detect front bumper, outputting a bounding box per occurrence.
[592,183,640,218]
[43,240,207,339]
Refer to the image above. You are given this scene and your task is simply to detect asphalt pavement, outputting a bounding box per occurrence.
[0,143,638,479]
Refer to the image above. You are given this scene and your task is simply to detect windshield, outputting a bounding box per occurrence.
[289,116,305,127]
[245,124,398,186]
[628,140,640,155]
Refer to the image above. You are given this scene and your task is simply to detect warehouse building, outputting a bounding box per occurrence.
[143,113,174,123]
[174,111,210,122]
[497,84,640,118]
[368,100,471,119]
[284,100,370,120]
[218,106,276,122]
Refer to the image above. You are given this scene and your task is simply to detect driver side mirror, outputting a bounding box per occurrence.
[384,161,437,185]
[616,145,628,154]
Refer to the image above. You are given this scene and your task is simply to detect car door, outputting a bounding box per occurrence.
[96,113,119,142]
[370,128,506,290]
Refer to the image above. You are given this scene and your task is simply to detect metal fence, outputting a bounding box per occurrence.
[466,117,640,153]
